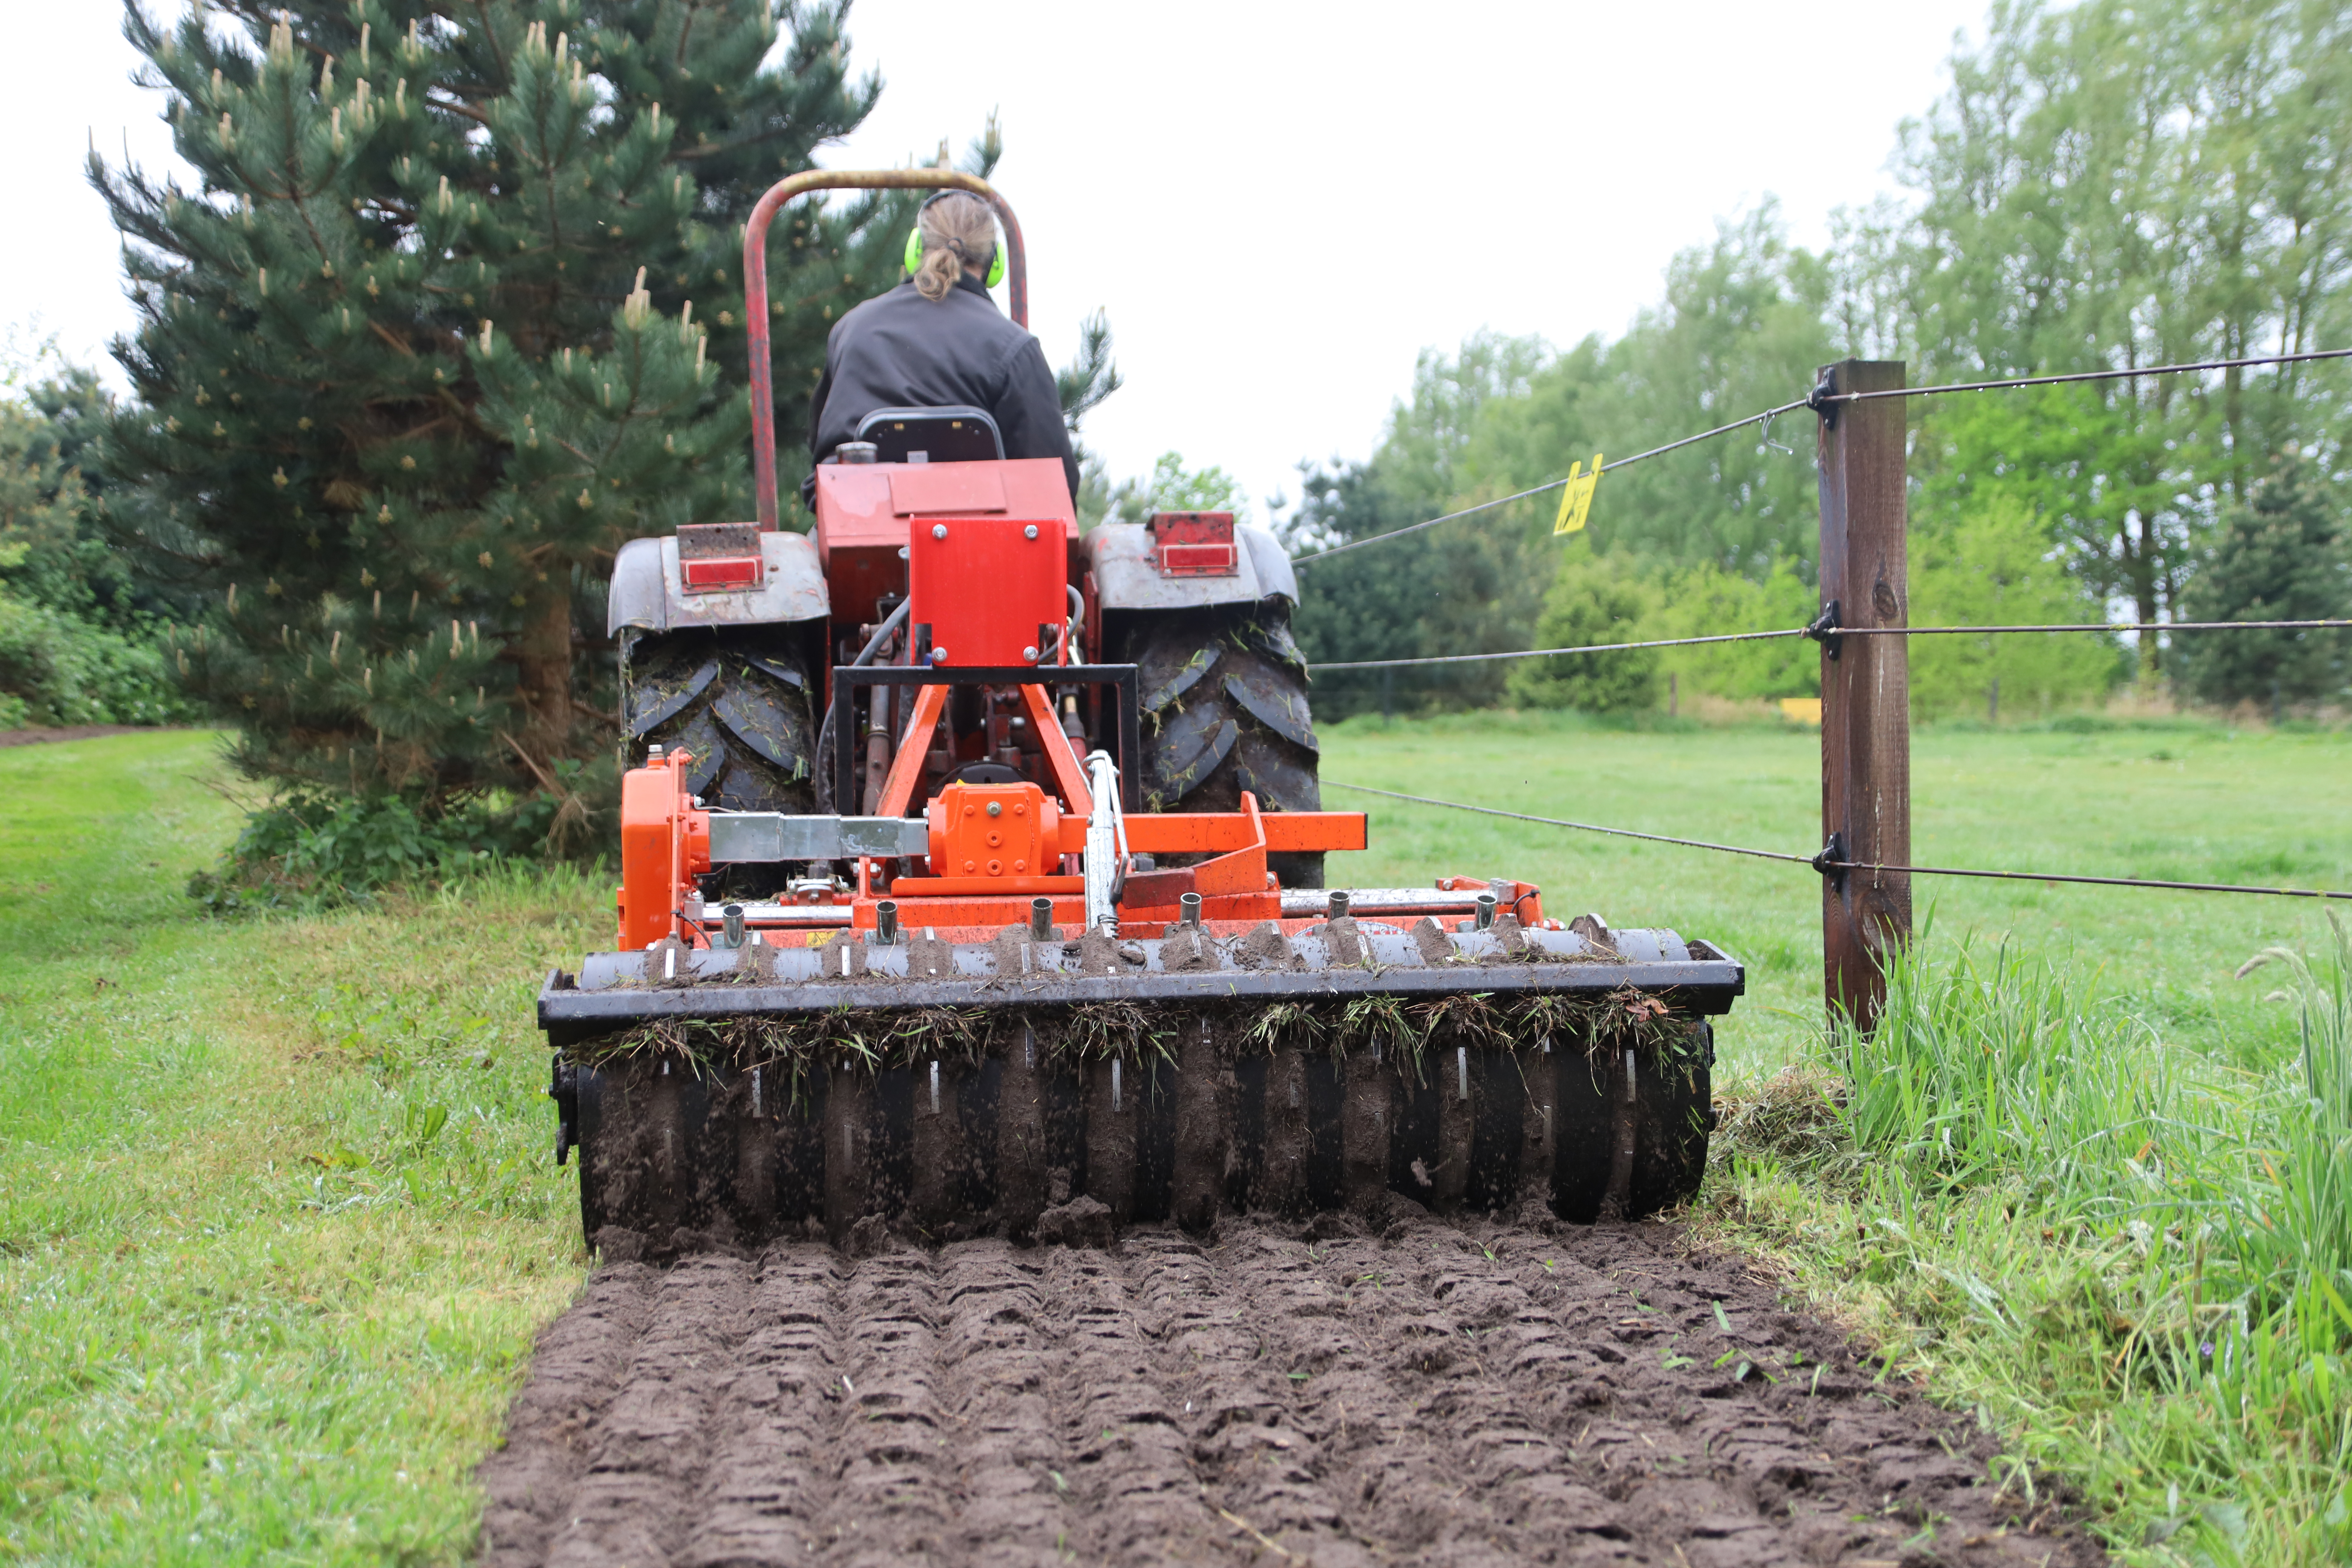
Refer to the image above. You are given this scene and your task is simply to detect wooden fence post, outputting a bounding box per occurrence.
[1815,359,1912,1031]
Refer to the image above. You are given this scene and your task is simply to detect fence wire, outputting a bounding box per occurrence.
[1309,618,2352,673]
[1325,782,2352,902]
[1289,398,1810,568]
[1820,345,2352,406]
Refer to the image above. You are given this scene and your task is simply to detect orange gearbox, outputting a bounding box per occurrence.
[927,782,1061,880]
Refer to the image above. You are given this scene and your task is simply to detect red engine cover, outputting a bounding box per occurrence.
[908,513,1069,667]
[812,457,1079,627]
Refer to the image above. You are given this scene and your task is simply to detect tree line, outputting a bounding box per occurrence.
[0,0,2344,891]
[1285,0,2351,721]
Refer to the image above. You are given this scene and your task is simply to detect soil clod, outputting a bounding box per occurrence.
[1035,1194,1116,1248]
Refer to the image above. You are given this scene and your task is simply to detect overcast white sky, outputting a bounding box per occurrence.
[2,0,1989,518]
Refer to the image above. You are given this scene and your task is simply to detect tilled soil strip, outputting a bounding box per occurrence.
[480,1216,2101,1567]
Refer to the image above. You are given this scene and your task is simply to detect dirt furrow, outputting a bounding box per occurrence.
[669,1250,844,1566]
[480,1219,2102,1567]
[1047,1240,1217,1563]
[936,1250,1066,1565]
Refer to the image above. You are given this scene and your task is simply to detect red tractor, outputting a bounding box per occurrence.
[604,171,1343,935]
[539,172,1743,1249]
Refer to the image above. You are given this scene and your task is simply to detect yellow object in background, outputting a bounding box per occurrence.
[1552,453,1604,534]
[1779,697,1823,726]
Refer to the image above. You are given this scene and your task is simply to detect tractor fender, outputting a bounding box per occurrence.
[1086,522,1297,610]
[607,530,830,636]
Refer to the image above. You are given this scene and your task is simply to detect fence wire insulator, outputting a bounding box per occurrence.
[1802,601,1842,659]
[1805,368,1840,427]
[1809,835,1846,877]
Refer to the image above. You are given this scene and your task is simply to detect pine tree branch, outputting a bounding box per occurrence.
[368,321,418,358]
[497,729,562,793]
[423,92,493,128]
[469,0,510,87]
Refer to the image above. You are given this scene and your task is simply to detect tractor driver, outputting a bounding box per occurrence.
[805,190,1080,504]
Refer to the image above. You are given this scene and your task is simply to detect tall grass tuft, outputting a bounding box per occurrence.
[1718,926,2352,1562]
[1841,940,2193,1205]
[2238,914,2352,1316]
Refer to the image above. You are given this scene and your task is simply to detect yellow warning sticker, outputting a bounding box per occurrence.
[1552,454,1604,536]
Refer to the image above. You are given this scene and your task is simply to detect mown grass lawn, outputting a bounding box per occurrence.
[1321,707,2349,1076]
[0,731,600,1565]
[2,716,2345,1564]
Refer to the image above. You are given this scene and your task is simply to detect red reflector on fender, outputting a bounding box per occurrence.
[1156,542,1239,576]
[681,556,762,590]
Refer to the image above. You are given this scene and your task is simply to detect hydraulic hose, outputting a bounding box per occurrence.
[817,598,913,813]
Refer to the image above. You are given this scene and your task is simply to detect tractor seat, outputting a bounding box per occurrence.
[853,406,1004,465]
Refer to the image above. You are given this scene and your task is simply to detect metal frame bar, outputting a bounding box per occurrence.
[831,664,1141,815]
[706,813,933,863]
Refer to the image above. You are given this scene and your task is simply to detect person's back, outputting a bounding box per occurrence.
[807,192,1078,501]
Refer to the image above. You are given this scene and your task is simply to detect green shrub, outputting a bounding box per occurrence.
[2175,456,2352,709]
[1506,543,1660,713]
[188,761,611,914]
[0,588,196,727]
[1647,555,1820,702]
[1907,499,2128,721]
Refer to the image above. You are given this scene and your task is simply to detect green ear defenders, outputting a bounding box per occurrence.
[903,189,1006,288]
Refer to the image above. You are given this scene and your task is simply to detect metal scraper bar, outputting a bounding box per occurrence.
[537,925,1744,1047]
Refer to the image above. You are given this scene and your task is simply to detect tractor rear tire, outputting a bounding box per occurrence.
[1126,602,1325,889]
[620,630,817,899]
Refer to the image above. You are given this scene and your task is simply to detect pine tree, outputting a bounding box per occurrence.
[2175,456,2352,709]
[93,1,913,818]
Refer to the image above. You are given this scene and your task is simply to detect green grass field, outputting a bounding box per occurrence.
[1321,708,2349,1076]
[1,718,2345,1564]
[0,732,598,1564]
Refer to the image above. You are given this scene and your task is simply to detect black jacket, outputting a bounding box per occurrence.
[807,273,1079,501]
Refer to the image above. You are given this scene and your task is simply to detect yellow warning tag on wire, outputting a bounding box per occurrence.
[1552,453,1604,536]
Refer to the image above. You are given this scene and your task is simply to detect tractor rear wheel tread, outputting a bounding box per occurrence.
[622,629,817,817]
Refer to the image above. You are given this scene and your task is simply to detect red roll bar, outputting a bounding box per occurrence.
[740,169,1029,531]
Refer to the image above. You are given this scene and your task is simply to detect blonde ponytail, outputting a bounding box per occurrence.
[911,191,998,302]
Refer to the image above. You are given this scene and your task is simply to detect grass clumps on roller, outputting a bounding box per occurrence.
[573,986,1709,1085]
